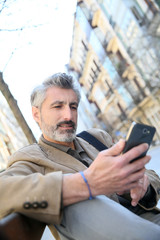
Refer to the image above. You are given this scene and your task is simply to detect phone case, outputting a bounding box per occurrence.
[123,122,156,162]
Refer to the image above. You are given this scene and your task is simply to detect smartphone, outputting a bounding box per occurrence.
[123,122,156,162]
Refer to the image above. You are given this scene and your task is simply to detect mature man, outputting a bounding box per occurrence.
[0,72,160,240]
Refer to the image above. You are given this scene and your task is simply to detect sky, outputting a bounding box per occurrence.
[0,0,77,138]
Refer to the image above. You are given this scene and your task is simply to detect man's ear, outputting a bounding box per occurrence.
[32,106,40,125]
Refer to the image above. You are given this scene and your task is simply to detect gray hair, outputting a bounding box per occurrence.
[30,73,81,109]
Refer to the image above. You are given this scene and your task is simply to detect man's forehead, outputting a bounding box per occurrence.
[45,87,78,102]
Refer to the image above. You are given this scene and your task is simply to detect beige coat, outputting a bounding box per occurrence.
[0,128,160,225]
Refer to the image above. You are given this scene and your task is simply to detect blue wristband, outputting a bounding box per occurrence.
[79,171,93,200]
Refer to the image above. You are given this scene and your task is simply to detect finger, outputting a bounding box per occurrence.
[121,154,150,178]
[130,175,149,206]
[131,186,141,199]
[118,181,140,193]
[103,139,125,156]
[123,156,151,175]
[117,169,145,193]
[130,188,142,206]
[117,191,125,195]
[131,199,139,207]
[143,174,150,190]
[139,174,150,196]
[122,143,149,165]
[123,168,146,184]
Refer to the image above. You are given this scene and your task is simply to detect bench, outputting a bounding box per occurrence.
[0,213,46,240]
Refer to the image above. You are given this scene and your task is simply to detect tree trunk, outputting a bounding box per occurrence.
[0,72,37,144]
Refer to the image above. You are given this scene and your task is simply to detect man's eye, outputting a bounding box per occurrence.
[71,106,77,110]
[54,105,61,108]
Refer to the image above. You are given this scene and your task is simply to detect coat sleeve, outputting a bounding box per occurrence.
[0,152,63,225]
[138,169,160,210]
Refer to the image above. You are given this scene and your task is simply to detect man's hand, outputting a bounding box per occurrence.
[84,140,151,197]
[63,140,151,206]
[130,174,150,206]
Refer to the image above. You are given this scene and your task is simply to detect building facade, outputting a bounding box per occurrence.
[69,0,160,143]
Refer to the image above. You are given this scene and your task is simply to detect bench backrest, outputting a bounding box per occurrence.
[0,213,45,240]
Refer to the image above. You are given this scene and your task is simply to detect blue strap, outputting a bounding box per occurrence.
[79,171,94,200]
[77,131,107,151]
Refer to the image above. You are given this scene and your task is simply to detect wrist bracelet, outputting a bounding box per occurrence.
[79,171,93,200]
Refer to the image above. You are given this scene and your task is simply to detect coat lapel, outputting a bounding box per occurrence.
[39,140,87,172]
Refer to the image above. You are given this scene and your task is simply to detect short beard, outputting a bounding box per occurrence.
[41,120,77,142]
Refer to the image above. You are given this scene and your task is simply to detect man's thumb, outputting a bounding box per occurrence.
[103,139,125,156]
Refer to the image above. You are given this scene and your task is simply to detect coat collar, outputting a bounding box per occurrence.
[38,137,87,172]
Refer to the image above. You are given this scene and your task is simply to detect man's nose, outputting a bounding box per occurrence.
[64,106,73,120]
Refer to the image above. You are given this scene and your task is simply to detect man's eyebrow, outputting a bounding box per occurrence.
[49,101,64,108]
[50,101,64,106]
[70,102,78,106]
[50,101,78,107]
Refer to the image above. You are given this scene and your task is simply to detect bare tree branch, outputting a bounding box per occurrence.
[0,23,43,32]
[0,0,7,14]
[0,72,37,144]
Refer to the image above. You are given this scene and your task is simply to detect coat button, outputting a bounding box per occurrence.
[32,202,40,209]
[40,201,48,208]
[23,202,31,209]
